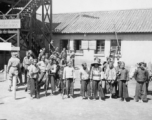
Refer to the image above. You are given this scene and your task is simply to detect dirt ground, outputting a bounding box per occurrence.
[0,71,152,120]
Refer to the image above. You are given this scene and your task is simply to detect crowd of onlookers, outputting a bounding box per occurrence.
[6,47,152,103]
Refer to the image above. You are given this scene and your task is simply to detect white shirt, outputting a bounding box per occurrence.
[37,61,47,72]
[79,68,89,80]
[27,65,39,78]
[63,66,75,79]
[105,67,116,80]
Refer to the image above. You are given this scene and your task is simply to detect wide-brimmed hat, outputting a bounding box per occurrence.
[91,59,101,66]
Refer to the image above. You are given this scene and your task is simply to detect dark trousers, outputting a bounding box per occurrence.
[106,81,116,95]
[81,80,90,97]
[115,80,119,96]
[119,80,129,99]
[50,74,57,93]
[29,78,35,96]
[66,78,74,96]
[24,69,28,84]
[45,74,51,95]
[61,80,66,95]
[28,78,39,98]
[102,80,107,94]
[38,72,46,83]
[135,82,147,101]
[92,80,105,99]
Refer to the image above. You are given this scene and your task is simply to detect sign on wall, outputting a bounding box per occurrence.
[0,43,11,51]
[81,40,96,50]
[0,43,20,51]
[0,19,21,29]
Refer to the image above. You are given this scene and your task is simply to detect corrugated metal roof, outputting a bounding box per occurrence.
[37,8,152,33]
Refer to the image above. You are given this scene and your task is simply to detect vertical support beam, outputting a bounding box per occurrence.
[17,30,20,47]
[29,14,33,50]
[42,0,45,31]
[50,0,52,41]
[105,39,111,58]
[3,51,6,65]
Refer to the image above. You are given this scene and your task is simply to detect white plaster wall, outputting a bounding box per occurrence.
[53,33,152,67]
[121,40,152,66]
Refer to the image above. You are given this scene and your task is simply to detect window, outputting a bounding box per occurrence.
[95,40,105,54]
[60,39,70,52]
[110,39,121,55]
[74,40,83,53]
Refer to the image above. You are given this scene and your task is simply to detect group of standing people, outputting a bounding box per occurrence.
[80,57,151,102]
[7,47,151,102]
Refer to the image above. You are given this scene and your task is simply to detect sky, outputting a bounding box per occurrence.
[37,0,152,14]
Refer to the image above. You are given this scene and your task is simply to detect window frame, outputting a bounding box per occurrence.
[110,39,121,55]
[74,39,83,54]
[60,39,70,52]
[95,40,105,55]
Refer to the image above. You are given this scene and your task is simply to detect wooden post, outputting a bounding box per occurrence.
[3,65,7,80]
[13,76,17,100]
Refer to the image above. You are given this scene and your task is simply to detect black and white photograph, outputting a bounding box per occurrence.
[0,0,152,120]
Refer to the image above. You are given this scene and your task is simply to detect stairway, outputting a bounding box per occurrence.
[5,0,42,56]
[6,0,41,16]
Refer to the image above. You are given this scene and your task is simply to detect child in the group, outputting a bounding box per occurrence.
[37,55,47,89]
[27,59,40,99]
[117,62,129,102]
[115,61,122,97]
[49,59,58,94]
[58,57,66,97]
[134,62,149,102]
[90,60,105,101]
[105,61,117,99]
[63,61,75,99]
[80,62,90,100]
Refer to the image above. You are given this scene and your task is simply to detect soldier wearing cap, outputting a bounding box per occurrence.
[7,52,20,91]
[23,51,33,85]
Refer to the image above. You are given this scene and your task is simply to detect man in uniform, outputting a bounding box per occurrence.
[23,51,33,85]
[7,52,20,91]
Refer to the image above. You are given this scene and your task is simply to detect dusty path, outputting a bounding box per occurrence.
[0,72,152,120]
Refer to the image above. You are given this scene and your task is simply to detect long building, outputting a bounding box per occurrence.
[37,8,152,67]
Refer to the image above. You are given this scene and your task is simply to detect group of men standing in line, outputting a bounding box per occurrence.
[6,47,151,102]
[80,57,151,102]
